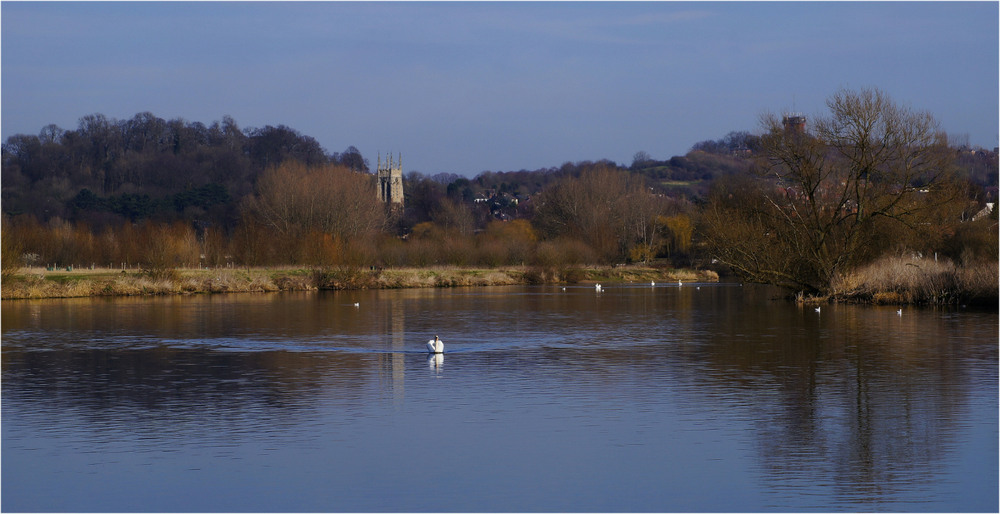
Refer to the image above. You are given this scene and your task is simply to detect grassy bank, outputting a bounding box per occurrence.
[0,265,720,300]
[826,256,998,306]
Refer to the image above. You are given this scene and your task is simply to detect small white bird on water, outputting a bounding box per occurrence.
[427,335,444,354]
[897,308,903,316]
[677,280,683,286]
[650,281,656,286]
[595,283,602,292]
[815,306,821,313]
[353,302,360,308]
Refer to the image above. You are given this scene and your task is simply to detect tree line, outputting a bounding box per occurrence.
[3,89,997,297]
[1,112,365,227]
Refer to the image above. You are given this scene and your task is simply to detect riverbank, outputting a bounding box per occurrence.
[811,256,998,307]
[0,265,720,300]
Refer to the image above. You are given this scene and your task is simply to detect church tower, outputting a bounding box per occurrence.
[782,113,806,134]
[377,152,404,206]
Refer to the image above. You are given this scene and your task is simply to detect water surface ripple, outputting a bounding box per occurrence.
[2,284,996,512]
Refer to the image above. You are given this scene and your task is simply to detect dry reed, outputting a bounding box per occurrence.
[1,265,721,300]
[832,255,998,305]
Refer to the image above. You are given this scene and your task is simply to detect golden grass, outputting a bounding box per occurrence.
[580,265,715,284]
[1,265,720,300]
[1,268,283,299]
[832,256,998,305]
[373,267,528,288]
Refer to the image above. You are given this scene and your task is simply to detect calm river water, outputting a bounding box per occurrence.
[2,283,997,512]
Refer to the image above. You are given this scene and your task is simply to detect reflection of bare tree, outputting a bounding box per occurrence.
[695,303,985,506]
[3,286,994,510]
[1,294,384,440]
[1,347,368,433]
[456,288,991,509]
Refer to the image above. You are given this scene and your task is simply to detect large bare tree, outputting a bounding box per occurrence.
[702,88,964,293]
[243,161,386,245]
[533,164,665,262]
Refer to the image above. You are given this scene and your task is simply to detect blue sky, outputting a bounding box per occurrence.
[2,1,997,176]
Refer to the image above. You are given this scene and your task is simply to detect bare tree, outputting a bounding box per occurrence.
[431,198,476,237]
[243,161,386,244]
[702,88,964,293]
[1,216,24,279]
[631,151,652,169]
[533,164,665,262]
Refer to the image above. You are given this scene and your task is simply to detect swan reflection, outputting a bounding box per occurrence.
[428,352,443,374]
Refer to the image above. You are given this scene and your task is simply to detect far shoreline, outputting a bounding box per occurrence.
[3,258,995,308]
[0,265,720,301]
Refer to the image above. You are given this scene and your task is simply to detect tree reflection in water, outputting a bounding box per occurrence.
[1,286,995,511]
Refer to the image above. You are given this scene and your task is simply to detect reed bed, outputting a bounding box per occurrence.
[831,256,998,306]
[374,267,525,288]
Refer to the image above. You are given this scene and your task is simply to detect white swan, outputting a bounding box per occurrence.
[896,308,902,316]
[595,283,602,292]
[353,302,360,308]
[814,306,821,313]
[650,281,655,286]
[426,335,444,354]
[677,279,683,286]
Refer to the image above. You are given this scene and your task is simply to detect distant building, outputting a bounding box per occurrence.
[972,202,995,222]
[782,113,806,134]
[377,152,404,206]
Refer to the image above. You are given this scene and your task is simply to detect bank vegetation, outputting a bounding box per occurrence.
[0,265,718,300]
[2,88,996,304]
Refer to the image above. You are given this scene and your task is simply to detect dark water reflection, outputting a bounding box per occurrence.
[2,284,996,512]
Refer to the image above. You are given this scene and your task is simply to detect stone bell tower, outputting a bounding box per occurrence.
[377,152,404,206]
[782,113,806,134]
